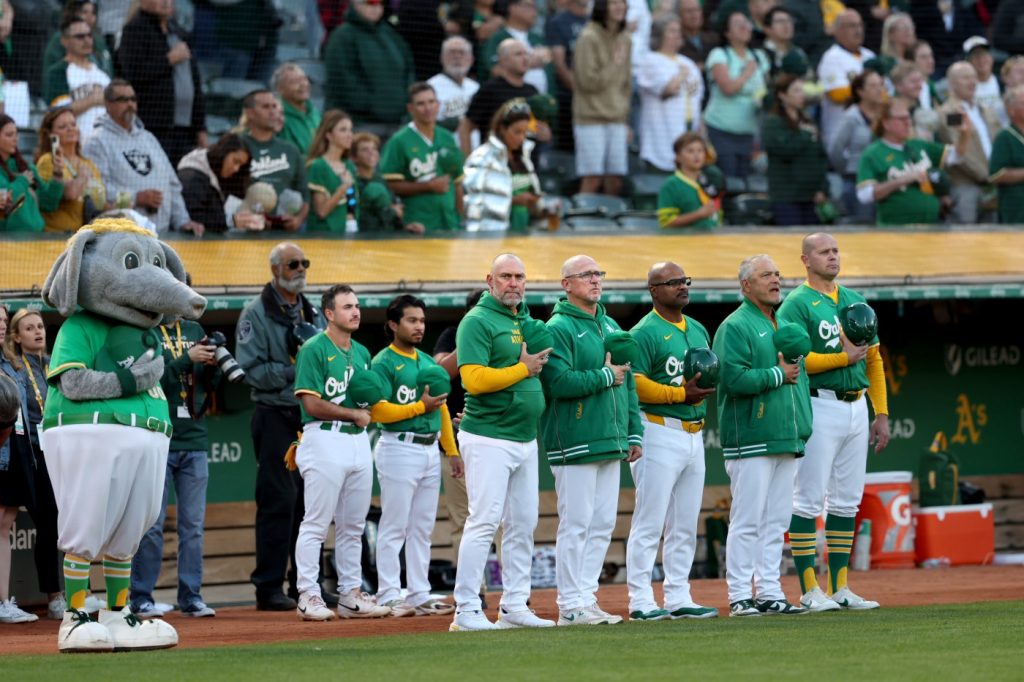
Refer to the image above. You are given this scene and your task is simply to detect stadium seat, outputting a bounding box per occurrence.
[615,213,660,231]
[276,43,312,64]
[572,193,629,215]
[205,78,267,119]
[724,193,773,226]
[291,59,327,85]
[205,115,234,136]
[627,173,669,211]
[564,216,620,231]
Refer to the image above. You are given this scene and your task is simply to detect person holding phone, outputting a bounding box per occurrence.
[35,107,106,232]
[0,115,65,232]
[936,61,1000,223]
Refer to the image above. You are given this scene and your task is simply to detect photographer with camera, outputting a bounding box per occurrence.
[130,275,223,619]
[236,243,326,611]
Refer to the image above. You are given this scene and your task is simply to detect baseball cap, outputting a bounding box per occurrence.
[963,36,989,55]
[416,364,452,398]
[774,323,811,362]
[604,331,639,366]
[348,369,390,408]
[520,318,554,355]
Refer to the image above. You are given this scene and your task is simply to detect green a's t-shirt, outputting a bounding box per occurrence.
[306,157,358,232]
[989,126,1024,225]
[856,139,946,225]
[243,133,310,203]
[293,332,372,425]
[455,292,545,442]
[656,172,719,229]
[777,283,877,392]
[379,123,464,231]
[630,309,711,422]
[371,345,442,434]
[44,312,170,427]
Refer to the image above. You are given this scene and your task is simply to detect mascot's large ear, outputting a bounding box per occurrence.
[42,230,98,316]
[160,242,187,284]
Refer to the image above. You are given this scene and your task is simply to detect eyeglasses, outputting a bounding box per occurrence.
[287,259,311,270]
[67,32,93,40]
[565,270,606,281]
[650,276,692,288]
[109,95,137,103]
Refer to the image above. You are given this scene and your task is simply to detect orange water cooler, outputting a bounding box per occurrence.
[855,471,916,569]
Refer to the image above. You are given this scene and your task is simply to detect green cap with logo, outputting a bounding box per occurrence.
[839,302,878,346]
[604,331,639,366]
[774,323,812,362]
[416,363,452,397]
[683,347,720,388]
[521,318,554,355]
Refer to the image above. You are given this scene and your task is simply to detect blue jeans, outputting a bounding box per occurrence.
[130,450,209,610]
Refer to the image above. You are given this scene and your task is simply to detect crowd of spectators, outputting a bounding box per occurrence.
[0,0,1022,234]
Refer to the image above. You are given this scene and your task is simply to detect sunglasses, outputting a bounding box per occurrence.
[286,259,311,270]
[651,277,692,288]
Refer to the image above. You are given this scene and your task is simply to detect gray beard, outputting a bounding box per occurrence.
[445,65,470,80]
[276,275,306,295]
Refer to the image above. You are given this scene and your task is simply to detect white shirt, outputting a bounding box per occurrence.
[507,27,549,94]
[636,52,703,171]
[963,102,992,159]
[427,71,481,149]
[626,0,652,76]
[818,43,875,148]
[66,61,112,144]
[975,76,1001,114]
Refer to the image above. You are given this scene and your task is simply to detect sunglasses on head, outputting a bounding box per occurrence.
[286,259,311,270]
[502,99,532,122]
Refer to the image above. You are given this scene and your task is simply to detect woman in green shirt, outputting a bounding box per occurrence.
[306,109,358,233]
[0,115,64,233]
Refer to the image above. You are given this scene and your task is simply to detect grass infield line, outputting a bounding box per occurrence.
[5,601,1021,681]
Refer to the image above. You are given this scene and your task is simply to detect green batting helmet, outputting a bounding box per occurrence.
[347,369,390,409]
[774,323,811,363]
[682,347,720,389]
[839,302,878,346]
[520,318,554,355]
[416,363,452,397]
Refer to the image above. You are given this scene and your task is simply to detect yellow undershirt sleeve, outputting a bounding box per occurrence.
[634,372,687,405]
[370,400,426,424]
[460,363,529,395]
[439,404,458,456]
[804,351,850,375]
[865,345,888,415]
[827,85,852,104]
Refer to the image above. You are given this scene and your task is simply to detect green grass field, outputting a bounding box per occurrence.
[6,602,1021,681]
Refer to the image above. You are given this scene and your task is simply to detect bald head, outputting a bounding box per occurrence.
[561,254,598,278]
[488,253,527,309]
[835,9,864,50]
[270,241,303,266]
[947,61,978,102]
[647,261,679,286]
[801,232,835,256]
[491,252,524,274]
[498,38,529,78]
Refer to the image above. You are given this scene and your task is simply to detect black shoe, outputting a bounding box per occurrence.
[479,592,488,611]
[321,588,339,608]
[256,592,297,611]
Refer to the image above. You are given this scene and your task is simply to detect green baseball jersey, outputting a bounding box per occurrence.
[456,292,545,442]
[243,133,310,203]
[379,123,464,231]
[44,312,170,427]
[371,344,441,434]
[630,309,712,422]
[306,157,359,232]
[989,125,1024,225]
[777,283,878,393]
[656,172,720,229]
[293,332,372,425]
[856,139,946,225]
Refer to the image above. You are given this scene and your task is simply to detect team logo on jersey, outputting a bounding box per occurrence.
[818,317,842,349]
[122,149,152,176]
[951,393,987,445]
[396,384,418,404]
[324,366,355,402]
[409,151,439,181]
[664,355,686,386]
[250,153,292,178]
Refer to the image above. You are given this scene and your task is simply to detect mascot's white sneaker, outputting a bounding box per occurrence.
[99,609,178,651]
[58,609,115,653]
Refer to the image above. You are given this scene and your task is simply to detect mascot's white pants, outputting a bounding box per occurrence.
[43,424,169,561]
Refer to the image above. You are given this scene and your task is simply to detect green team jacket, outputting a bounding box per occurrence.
[712,298,812,459]
[456,292,545,442]
[540,300,642,466]
[158,320,222,452]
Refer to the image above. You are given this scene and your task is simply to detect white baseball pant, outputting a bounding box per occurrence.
[793,394,869,519]
[294,426,372,596]
[454,431,538,613]
[553,459,620,612]
[374,432,442,607]
[626,421,705,612]
[43,424,169,561]
[724,454,797,603]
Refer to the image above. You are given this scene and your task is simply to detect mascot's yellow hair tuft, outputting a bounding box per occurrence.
[66,218,156,247]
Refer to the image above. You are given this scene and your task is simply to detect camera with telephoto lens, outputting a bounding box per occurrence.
[206,331,245,383]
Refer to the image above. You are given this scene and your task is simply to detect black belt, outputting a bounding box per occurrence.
[395,432,438,446]
[810,388,863,403]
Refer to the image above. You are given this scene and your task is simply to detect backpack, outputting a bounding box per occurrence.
[918,432,960,507]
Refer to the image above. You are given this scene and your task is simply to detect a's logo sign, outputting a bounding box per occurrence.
[880,345,908,396]
[945,345,962,376]
[951,393,987,445]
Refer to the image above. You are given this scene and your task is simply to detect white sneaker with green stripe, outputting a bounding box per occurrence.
[729,599,761,617]
[800,587,841,612]
[831,587,880,610]
[629,607,671,621]
[754,598,809,615]
[668,604,718,619]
